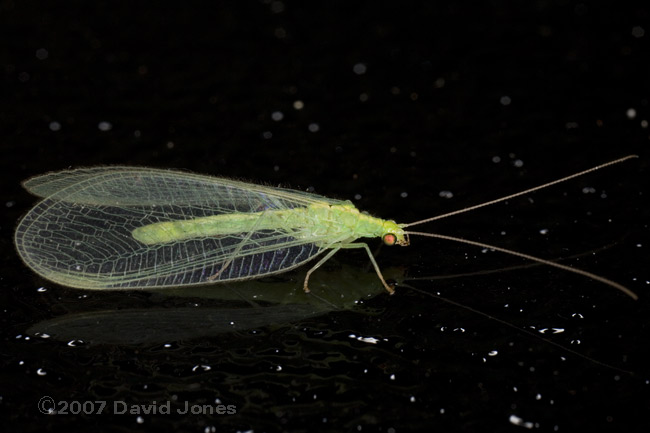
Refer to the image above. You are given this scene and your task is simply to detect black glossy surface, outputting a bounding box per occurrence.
[2,2,649,432]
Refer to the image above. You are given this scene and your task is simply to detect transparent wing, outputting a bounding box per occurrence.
[15,168,344,289]
[22,166,346,207]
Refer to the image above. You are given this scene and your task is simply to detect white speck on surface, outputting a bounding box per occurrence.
[353,63,367,75]
[98,121,112,131]
[192,364,212,372]
[509,414,534,429]
[500,95,511,106]
[632,26,645,38]
[35,48,49,60]
[271,111,284,121]
[349,334,380,344]
[626,108,637,119]
[48,121,61,131]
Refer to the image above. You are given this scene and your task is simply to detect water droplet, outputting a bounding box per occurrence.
[192,364,212,372]
[632,26,645,38]
[35,48,49,60]
[98,121,112,131]
[353,63,367,75]
[626,108,637,119]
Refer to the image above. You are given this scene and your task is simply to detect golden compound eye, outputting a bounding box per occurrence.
[383,233,397,246]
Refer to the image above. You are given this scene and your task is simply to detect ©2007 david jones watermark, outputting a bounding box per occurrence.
[38,396,237,415]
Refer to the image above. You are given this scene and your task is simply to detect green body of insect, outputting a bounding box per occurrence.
[14,157,638,298]
[132,203,406,246]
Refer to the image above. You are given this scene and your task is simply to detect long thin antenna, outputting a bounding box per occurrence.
[405,231,638,300]
[403,155,638,228]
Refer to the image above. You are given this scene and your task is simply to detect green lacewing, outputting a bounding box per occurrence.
[14,156,638,299]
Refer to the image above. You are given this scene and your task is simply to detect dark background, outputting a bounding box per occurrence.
[1,1,649,432]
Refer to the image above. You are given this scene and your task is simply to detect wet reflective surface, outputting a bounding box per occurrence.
[2,2,649,432]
